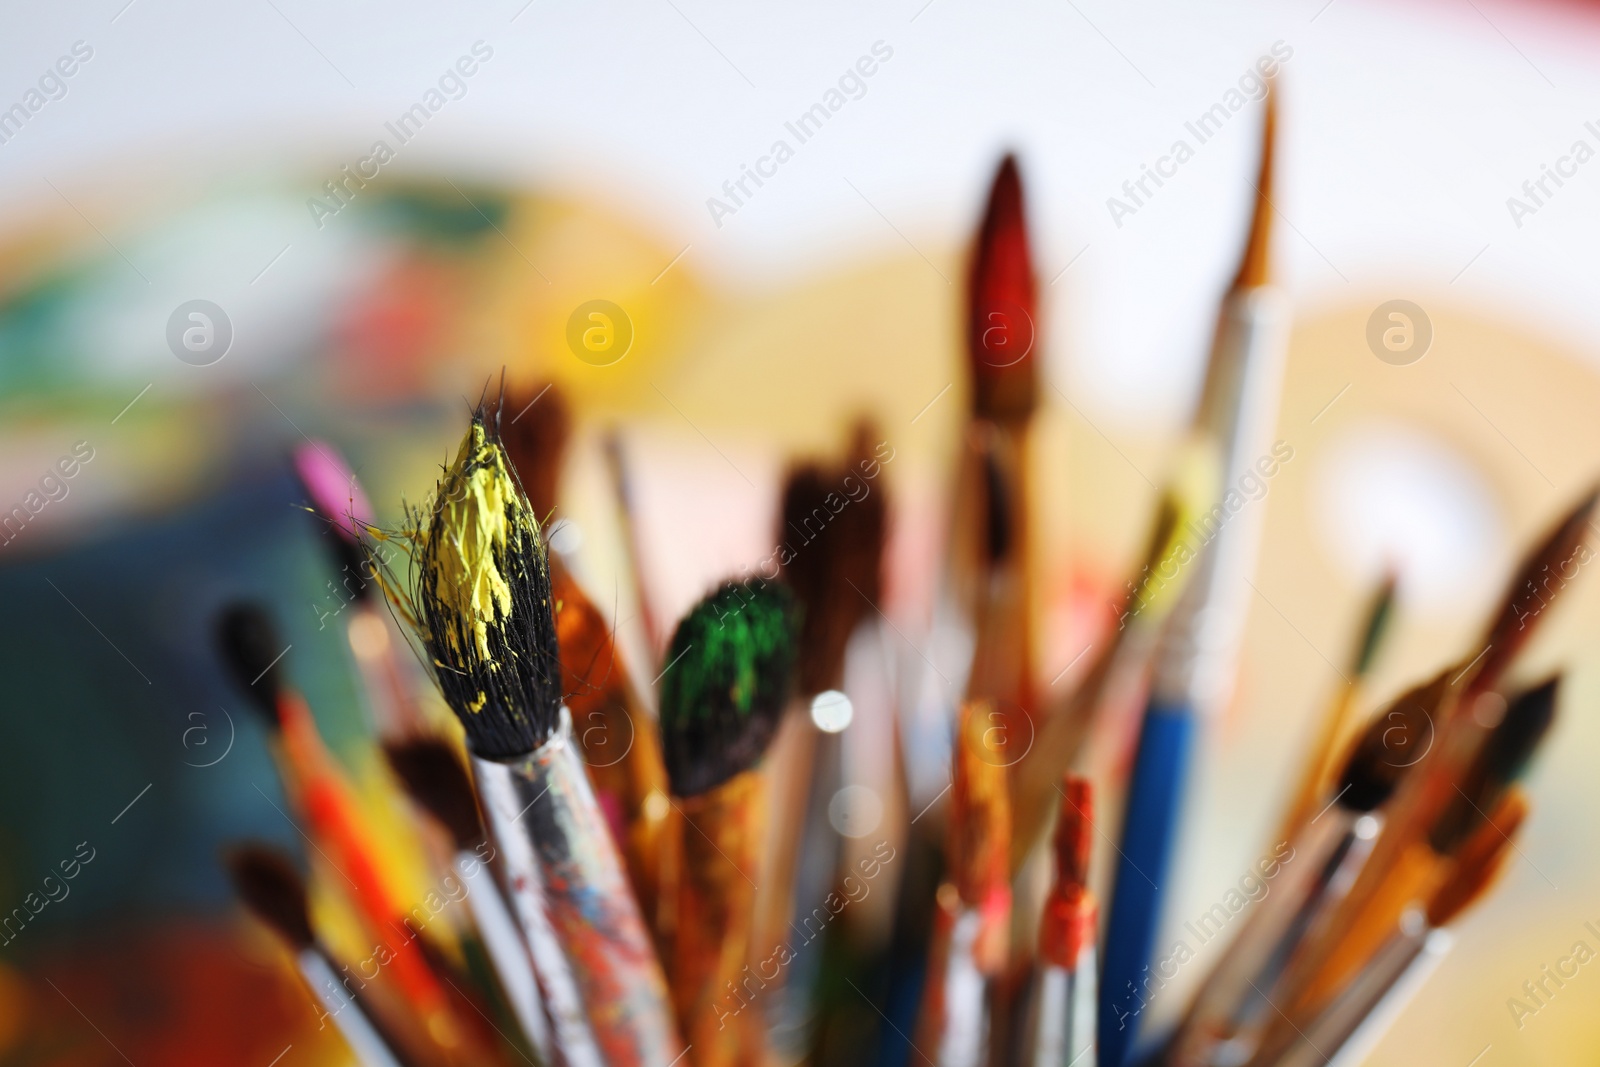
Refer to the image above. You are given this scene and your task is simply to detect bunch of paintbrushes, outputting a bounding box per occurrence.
[208,77,1587,1067]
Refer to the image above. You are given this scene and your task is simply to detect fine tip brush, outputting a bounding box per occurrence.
[384,737,556,1065]
[370,404,683,1067]
[1100,82,1287,1067]
[226,844,418,1067]
[658,578,797,1067]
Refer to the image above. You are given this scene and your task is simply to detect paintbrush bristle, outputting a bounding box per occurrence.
[216,602,287,720]
[967,154,1037,422]
[404,407,562,759]
[1336,671,1447,812]
[1429,676,1558,854]
[384,737,485,853]
[226,844,314,949]
[1229,81,1276,291]
[1475,485,1599,690]
[295,443,380,605]
[499,381,572,523]
[658,579,797,796]
[1352,571,1397,678]
[1052,776,1092,894]
[1427,790,1526,927]
[779,422,889,695]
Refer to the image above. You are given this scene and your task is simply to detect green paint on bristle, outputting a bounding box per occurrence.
[659,580,798,796]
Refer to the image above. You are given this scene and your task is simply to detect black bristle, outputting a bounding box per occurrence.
[1337,673,1444,813]
[408,408,563,758]
[225,844,314,949]
[216,602,287,721]
[384,737,486,852]
[779,425,888,696]
[1430,675,1560,853]
[658,579,798,796]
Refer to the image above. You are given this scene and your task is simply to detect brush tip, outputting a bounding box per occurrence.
[1229,81,1276,291]
[967,152,1038,421]
[658,579,798,796]
[1338,675,1440,812]
[294,441,374,545]
[225,844,313,949]
[216,601,286,719]
[384,737,484,852]
[499,381,572,522]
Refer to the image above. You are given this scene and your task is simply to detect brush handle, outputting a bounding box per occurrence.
[477,721,685,1067]
[1098,699,1195,1067]
[298,950,410,1067]
[458,849,555,1065]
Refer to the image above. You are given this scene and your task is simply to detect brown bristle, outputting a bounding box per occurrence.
[225,844,314,949]
[499,380,572,522]
[778,421,889,696]
[552,563,623,705]
[1229,81,1276,291]
[967,154,1038,422]
[1427,790,1526,927]
[1052,776,1092,894]
[1474,485,1598,691]
[1337,669,1450,812]
[383,737,485,853]
[950,700,1011,907]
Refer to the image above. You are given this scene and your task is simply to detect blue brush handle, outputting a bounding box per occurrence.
[1098,699,1197,1067]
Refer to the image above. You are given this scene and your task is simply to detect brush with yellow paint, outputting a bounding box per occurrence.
[657,578,798,1067]
[367,405,684,1067]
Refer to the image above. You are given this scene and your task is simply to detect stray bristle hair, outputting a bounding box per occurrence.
[226,844,314,949]
[1053,776,1092,894]
[499,381,572,524]
[1476,486,1598,690]
[405,406,562,758]
[779,422,888,695]
[1230,81,1276,291]
[384,737,485,852]
[1337,672,1447,812]
[216,602,286,720]
[658,579,798,796]
[967,154,1037,421]
[1427,790,1526,927]
[1430,676,1558,854]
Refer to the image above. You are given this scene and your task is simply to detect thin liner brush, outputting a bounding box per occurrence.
[913,699,1013,1067]
[227,845,420,1067]
[1021,776,1097,1067]
[385,737,555,1066]
[1267,792,1526,1067]
[1100,85,1289,1067]
[370,407,683,1067]
[1164,676,1439,1067]
[658,579,797,1067]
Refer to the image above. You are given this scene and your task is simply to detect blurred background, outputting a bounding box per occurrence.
[2,0,1599,1063]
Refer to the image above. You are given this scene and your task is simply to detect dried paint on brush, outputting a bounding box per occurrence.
[369,409,562,759]
[659,580,798,797]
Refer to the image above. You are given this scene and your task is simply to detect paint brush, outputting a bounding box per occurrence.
[1276,573,1397,841]
[753,425,889,1055]
[370,406,683,1067]
[385,737,555,1065]
[295,441,432,739]
[217,603,469,1051]
[1258,489,1594,1029]
[913,699,1013,1067]
[655,579,796,1067]
[499,380,571,524]
[1021,776,1097,1067]
[1099,84,1289,1067]
[1164,673,1440,1067]
[227,844,421,1067]
[603,430,665,658]
[1266,792,1526,1067]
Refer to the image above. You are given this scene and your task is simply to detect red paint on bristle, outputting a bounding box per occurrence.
[967,154,1038,421]
[1039,775,1096,968]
